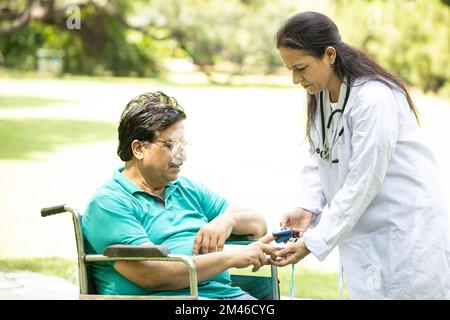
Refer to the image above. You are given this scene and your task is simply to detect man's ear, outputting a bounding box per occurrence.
[325,46,337,65]
[131,140,146,160]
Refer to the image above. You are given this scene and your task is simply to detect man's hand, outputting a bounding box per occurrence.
[272,239,310,267]
[229,242,277,272]
[193,215,234,255]
[280,208,315,235]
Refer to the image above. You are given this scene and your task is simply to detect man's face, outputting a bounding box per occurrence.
[140,121,187,184]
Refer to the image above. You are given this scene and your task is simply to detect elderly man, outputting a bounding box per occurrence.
[82,91,275,299]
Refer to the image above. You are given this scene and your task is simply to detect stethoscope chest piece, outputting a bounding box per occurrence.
[316,82,351,164]
[319,147,329,160]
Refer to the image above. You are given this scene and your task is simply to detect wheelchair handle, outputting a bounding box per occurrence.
[41,204,67,217]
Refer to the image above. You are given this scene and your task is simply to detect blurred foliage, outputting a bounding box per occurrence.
[0,0,449,93]
[139,0,300,83]
[335,0,450,94]
[0,0,164,77]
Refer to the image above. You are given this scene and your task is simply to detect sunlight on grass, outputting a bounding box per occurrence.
[0,119,116,160]
[0,95,75,108]
[0,257,78,285]
[278,266,349,300]
[230,265,347,300]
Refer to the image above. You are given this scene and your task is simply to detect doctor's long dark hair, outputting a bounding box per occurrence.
[276,11,420,143]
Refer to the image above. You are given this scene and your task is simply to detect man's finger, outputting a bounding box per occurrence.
[192,233,203,255]
[260,252,269,266]
[258,243,277,259]
[209,236,218,253]
[216,235,226,252]
[201,234,211,254]
[252,260,262,272]
[253,242,276,258]
[258,234,275,244]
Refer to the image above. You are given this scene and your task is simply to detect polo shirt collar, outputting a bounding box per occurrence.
[164,180,178,199]
[113,167,178,197]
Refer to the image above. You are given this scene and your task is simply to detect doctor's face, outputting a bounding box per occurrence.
[278,46,336,95]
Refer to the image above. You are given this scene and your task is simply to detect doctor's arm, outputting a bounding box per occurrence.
[301,87,399,261]
[280,148,327,233]
[295,151,328,214]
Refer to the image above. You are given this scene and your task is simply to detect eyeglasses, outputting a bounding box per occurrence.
[150,138,190,154]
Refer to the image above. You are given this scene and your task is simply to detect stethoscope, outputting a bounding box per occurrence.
[315,82,351,164]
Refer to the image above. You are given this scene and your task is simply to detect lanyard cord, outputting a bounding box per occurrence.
[290,263,296,300]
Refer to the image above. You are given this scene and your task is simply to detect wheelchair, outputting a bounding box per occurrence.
[41,204,280,300]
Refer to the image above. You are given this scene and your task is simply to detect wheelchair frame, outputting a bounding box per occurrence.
[41,204,280,300]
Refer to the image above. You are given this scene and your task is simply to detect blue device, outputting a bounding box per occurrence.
[272,229,295,243]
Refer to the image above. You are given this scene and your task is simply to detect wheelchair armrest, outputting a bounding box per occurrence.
[225,234,258,245]
[103,244,169,258]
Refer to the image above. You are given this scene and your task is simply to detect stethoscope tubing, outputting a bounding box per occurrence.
[317,81,351,162]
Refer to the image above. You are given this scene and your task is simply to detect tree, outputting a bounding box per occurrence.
[0,0,162,76]
[138,0,300,83]
[336,0,450,93]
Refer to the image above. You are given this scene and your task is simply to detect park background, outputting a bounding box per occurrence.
[0,0,449,299]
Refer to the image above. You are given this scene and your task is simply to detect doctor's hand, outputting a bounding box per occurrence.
[280,208,315,235]
[193,215,233,255]
[272,239,310,267]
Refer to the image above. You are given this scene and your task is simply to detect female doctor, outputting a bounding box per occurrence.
[271,11,450,299]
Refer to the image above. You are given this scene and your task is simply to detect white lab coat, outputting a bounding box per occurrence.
[298,78,450,299]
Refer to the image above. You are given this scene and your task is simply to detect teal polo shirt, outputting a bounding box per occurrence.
[81,167,246,298]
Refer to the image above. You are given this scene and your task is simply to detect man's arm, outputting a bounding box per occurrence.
[193,203,268,255]
[114,241,275,291]
[221,204,267,238]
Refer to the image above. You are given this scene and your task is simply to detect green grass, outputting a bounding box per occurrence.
[278,266,349,300]
[0,118,116,160]
[0,95,75,108]
[0,257,346,299]
[0,257,78,285]
[232,266,348,300]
